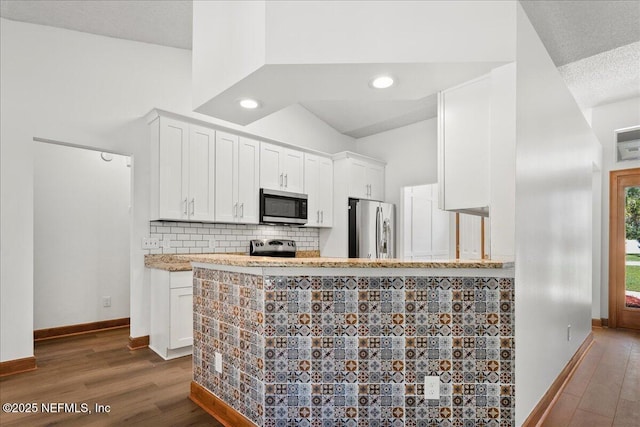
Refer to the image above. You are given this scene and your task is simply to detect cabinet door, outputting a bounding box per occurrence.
[459,213,482,260]
[215,131,238,223]
[260,142,284,191]
[283,148,304,193]
[159,118,189,220]
[237,137,260,224]
[188,125,215,221]
[439,76,490,211]
[304,154,320,226]
[317,157,333,227]
[367,164,385,201]
[349,159,368,199]
[169,287,193,349]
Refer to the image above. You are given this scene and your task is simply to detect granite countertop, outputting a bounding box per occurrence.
[145,251,322,271]
[174,253,513,269]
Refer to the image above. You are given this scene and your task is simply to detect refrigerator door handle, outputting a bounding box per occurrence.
[375,206,380,258]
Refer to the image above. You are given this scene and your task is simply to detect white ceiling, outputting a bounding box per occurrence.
[1,0,638,137]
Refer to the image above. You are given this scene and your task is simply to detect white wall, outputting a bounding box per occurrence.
[591,96,640,319]
[489,63,516,261]
[514,5,598,425]
[0,18,354,362]
[247,104,355,154]
[355,119,438,207]
[34,143,130,329]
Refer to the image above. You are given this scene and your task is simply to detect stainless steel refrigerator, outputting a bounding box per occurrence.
[348,198,395,259]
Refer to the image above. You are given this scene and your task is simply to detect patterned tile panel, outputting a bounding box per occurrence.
[193,267,515,427]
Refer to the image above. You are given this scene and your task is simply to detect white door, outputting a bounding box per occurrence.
[159,118,189,220]
[317,157,333,227]
[188,125,215,221]
[260,142,283,191]
[169,287,193,349]
[215,131,238,223]
[304,154,320,226]
[459,213,482,260]
[403,184,451,261]
[283,148,304,193]
[237,137,260,224]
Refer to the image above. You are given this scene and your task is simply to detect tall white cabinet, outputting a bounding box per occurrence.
[215,132,260,224]
[304,153,333,227]
[260,142,304,193]
[149,116,215,221]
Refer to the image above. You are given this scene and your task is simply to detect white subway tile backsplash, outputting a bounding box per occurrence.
[147,221,320,254]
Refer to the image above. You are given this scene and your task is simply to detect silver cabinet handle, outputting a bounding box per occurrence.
[321,210,324,223]
[183,198,188,215]
[317,210,320,223]
[279,173,283,187]
[285,174,288,188]
[191,198,195,215]
[233,202,237,217]
[240,203,244,218]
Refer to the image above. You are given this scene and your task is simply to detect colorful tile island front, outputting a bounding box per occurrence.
[191,257,515,427]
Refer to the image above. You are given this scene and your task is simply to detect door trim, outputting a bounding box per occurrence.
[608,168,640,329]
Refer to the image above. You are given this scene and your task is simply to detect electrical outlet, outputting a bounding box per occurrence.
[162,239,171,249]
[208,238,216,250]
[214,352,223,373]
[567,324,571,341]
[102,296,111,308]
[142,237,160,249]
[424,376,440,400]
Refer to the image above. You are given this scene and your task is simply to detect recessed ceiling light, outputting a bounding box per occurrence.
[239,98,260,109]
[370,75,395,89]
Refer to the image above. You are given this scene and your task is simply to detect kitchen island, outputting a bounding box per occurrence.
[179,254,515,427]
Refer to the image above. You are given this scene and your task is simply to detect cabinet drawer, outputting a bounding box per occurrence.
[170,271,192,289]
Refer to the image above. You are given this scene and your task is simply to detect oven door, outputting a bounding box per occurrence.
[260,189,308,225]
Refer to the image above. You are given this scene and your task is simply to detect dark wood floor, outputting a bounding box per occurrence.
[542,327,640,427]
[2,326,638,426]
[0,328,221,426]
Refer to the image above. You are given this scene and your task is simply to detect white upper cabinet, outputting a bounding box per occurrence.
[215,132,260,224]
[304,153,333,227]
[347,156,385,200]
[150,117,214,221]
[214,131,237,223]
[260,141,304,193]
[237,137,260,224]
[437,75,490,216]
[188,125,216,221]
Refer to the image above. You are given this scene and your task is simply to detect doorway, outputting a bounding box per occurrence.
[609,168,640,330]
[34,141,131,334]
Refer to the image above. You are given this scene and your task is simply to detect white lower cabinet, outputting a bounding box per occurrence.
[150,269,193,360]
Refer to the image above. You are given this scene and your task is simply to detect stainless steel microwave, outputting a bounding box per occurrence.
[259,189,308,225]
